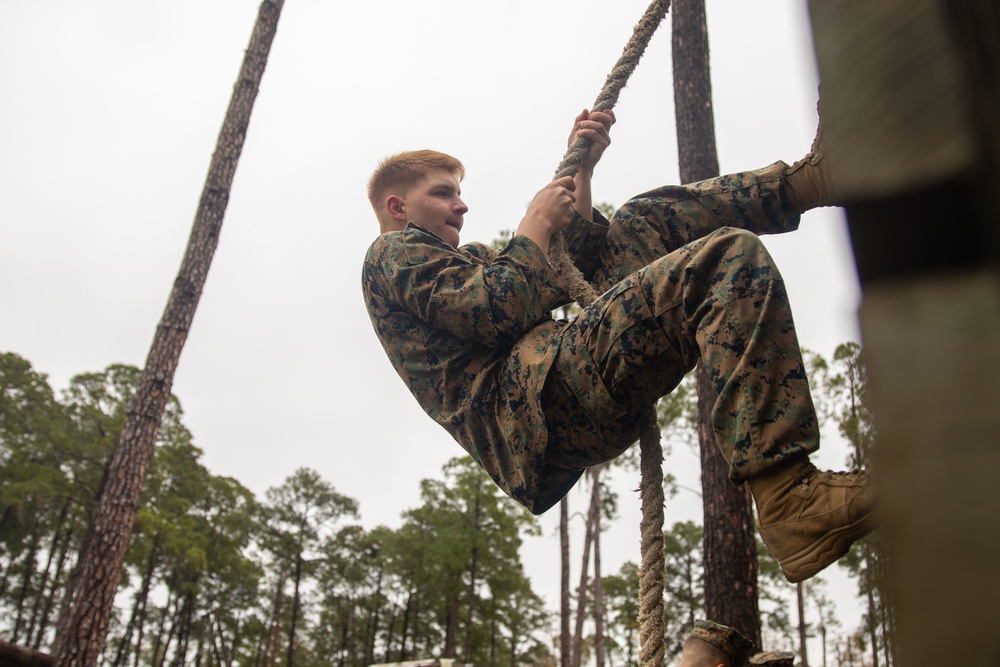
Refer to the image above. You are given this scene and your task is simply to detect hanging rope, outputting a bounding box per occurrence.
[547,1,671,665]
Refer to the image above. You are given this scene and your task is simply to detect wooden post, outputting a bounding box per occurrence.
[808,1,1000,664]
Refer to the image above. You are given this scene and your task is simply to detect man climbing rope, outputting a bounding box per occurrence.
[362,108,875,583]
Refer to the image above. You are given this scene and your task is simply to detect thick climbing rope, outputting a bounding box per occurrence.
[547,1,671,665]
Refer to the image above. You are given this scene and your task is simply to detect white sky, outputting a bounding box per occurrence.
[1,0,864,658]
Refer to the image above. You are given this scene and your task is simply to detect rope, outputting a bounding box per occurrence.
[546,2,671,665]
[550,0,673,308]
[553,0,674,181]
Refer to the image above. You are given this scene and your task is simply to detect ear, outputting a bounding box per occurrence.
[386,194,407,222]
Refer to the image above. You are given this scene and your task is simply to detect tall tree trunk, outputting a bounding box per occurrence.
[169,590,196,667]
[673,0,761,647]
[227,614,242,667]
[820,623,827,667]
[209,617,225,667]
[592,479,606,667]
[335,598,349,667]
[193,627,205,667]
[112,540,160,667]
[51,3,286,663]
[398,590,412,662]
[148,590,174,667]
[863,547,879,667]
[796,582,809,667]
[287,552,303,667]
[12,537,40,643]
[28,502,69,647]
[463,491,481,663]
[572,472,600,667]
[488,603,498,667]
[410,596,421,662]
[559,497,571,667]
[367,566,384,666]
[33,504,74,650]
[155,594,183,667]
[383,605,396,664]
[443,587,460,659]
[263,576,286,667]
[131,569,155,667]
[0,505,12,543]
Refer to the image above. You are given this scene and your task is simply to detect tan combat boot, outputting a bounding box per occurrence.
[785,97,840,212]
[750,457,877,583]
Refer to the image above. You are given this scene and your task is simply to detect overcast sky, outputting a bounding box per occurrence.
[1,0,865,655]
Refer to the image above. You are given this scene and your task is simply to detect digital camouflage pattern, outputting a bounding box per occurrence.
[748,651,797,666]
[363,161,819,514]
[688,619,756,666]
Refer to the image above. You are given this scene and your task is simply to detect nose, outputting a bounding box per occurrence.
[454,197,469,215]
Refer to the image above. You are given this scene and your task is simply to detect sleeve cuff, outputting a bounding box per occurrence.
[501,234,573,309]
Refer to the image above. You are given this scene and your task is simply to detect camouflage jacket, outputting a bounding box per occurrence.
[362,212,610,513]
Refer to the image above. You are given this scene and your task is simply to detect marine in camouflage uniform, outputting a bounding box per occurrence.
[363,160,814,514]
[364,107,875,583]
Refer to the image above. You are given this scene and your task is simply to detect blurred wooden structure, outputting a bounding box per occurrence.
[808,0,1000,664]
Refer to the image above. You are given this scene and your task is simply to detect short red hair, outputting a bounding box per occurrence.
[367,150,465,226]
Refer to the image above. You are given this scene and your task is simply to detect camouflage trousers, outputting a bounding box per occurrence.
[543,162,819,483]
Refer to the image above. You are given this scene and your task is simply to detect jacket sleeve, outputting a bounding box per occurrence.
[560,208,612,281]
[378,226,573,348]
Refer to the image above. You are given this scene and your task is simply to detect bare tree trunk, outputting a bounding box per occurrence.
[559,498,571,667]
[367,566,384,666]
[287,553,303,667]
[262,576,286,667]
[410,596,421,662]
[796,582,809,667]
[863,547,879,667]
[111,543,159,667]
[28,503,70,647]
[155,595,183,667]
[463,491,481,663]
[592,477,606,667]
[488,597,498,667]
[169,590,196,667]
[335,598,350,667]
[209,617,224,667]
[148,590,174,667]
[33,516,73,650]
[383,605,396,664]
[51,2,285,665]
[444,588,460,659]
[673,0,761,648]
[572,472,600,667]
[398,590,412,662]
[12,536,40,643]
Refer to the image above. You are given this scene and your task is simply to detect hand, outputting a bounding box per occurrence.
[567,109,616,175]
[516,176,577,255]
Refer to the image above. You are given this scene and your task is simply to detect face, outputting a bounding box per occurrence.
[390,169,468,247]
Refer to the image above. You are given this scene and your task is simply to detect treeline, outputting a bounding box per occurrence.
[0,354,549,667]
[1,345,893,667]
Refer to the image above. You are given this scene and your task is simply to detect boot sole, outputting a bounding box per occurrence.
[778,506,879,583]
